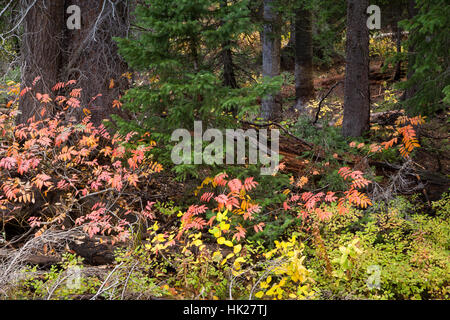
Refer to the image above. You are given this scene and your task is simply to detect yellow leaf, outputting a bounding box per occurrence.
[155,234,165,242]
[233,244,242,254]
[255,291,264,298]
[224,240,234,247]
[225,253,235,260]
[235,257,246,264]
[109,78,115,89]
[212,228,221,238]
[219,222,230,231]
[217,237,225,245]
[231,268,241,275]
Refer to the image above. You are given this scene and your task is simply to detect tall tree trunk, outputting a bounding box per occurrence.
[280,22,295,71]
[261,0,281,121]
[18,0,129,126]
[393,22,402,81]
[220,0,238,89]
[18,0,65,124]
[64,0,129,126]
[222,43,238,89]
[404,0,419,104]
[342,0,370,137]
[294,6,314,112]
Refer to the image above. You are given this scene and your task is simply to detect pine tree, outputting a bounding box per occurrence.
[399,0,450,115]
[342,0,370,137]
[113,0,256,135]
[261,0,282,120]
[294,2,315,112]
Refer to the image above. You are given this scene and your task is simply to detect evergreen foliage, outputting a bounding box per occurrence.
[399,0,450,114]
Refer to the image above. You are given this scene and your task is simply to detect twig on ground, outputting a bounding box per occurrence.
[90,261,124,300]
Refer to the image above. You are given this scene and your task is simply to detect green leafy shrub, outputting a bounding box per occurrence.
[304,196,450,300]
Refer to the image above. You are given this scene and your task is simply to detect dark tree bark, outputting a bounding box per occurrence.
[18,0,129,126]
[404,0,419,102]
[220,0,238,90]
[294,6,315,112]
[64,0,129,126]
[222,43,238,89]
[393,22,403,81]
[18,0,65,124]
[261,0,281,121]
[342,0,370,137]
[280,23,295,71]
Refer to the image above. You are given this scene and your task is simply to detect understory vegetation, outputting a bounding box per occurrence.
[0,78,448,300]
[0,0,448,301]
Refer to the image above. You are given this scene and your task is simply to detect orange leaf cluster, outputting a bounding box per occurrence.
[0,82,162,243]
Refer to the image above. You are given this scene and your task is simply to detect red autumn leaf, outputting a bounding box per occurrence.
[32,76,41,86]
[214,173,228,187]
[70,88,82,98]
[233,225,247,241]
[243,177,258,191]
[109,174,123,191]
[112,99,122,109]
[20,87,31,97]
[52,82,65,91]
[200,192,214,202]
[227,178,242,193]
[33,173,52,190]
[66,97,81,109]
[253,222,265,233]
[0,157,17,170]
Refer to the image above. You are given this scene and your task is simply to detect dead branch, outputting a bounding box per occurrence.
[90,261,124,300]
[240,120,313,149]
[313,81,343,124]
[0,228,84,297]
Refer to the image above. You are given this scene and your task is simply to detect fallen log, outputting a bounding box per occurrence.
[370,110,404,125]
[68,236,116,266]
[0,248,61,268]
[0,234,117,268]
